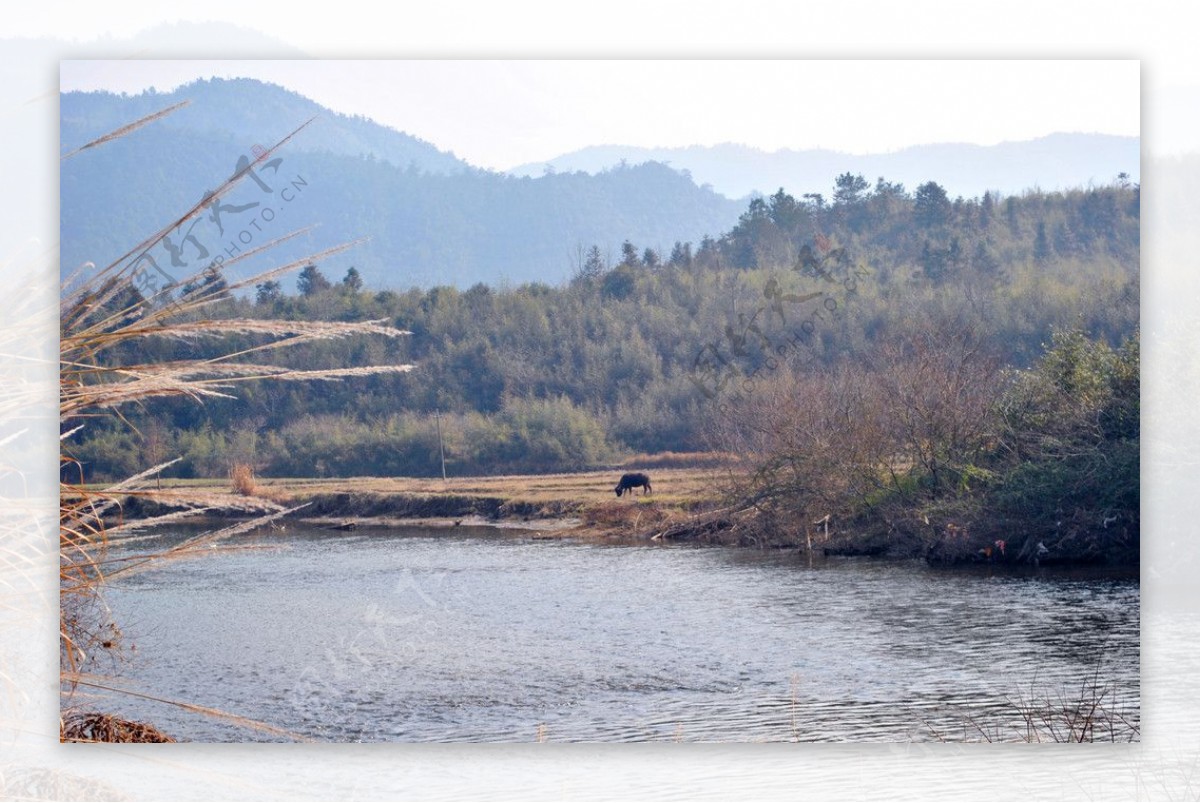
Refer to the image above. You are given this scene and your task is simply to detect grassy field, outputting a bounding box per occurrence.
[285,467,710,499]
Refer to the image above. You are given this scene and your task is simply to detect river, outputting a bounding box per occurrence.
[89,524,1139,742]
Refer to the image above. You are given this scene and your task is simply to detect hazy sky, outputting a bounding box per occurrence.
[60,60,1140,171]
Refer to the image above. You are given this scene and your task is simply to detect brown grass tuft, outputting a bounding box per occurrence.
[229,463,257,496]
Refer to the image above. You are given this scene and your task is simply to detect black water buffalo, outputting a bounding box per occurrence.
[614,472,652,497]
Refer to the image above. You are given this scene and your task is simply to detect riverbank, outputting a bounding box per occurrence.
[100,466,1138,567]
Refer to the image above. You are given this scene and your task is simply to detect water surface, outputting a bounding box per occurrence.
[95,525,1139,742]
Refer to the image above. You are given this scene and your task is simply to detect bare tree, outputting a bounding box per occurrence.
[709,313,1004,544]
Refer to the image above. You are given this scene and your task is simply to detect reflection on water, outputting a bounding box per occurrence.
[96,525,1139,742]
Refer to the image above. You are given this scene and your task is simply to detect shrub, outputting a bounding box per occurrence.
[229,462,257,496]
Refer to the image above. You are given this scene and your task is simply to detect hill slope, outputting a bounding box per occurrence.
[62,77,468,175]
[61,80,744,290]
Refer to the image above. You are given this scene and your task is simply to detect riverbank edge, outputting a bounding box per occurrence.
[103,474,1139,569]
[111,487,700,542]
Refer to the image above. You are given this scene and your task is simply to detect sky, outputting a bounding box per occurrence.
[59,59,1141,171]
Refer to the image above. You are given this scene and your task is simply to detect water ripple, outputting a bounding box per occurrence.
[101,525,1139,742]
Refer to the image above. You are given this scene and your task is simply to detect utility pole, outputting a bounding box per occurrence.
[435,406,447,482]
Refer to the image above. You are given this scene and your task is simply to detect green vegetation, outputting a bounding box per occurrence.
[68,176,1137,505]
[713,316,1139,564]
[991,328,1139,559]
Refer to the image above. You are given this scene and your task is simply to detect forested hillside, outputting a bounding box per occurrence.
[60,80,744,289]
[62,77,469,174]
[69,175,1138,490]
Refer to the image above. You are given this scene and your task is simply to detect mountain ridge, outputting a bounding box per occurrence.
[509,133,1140,199]
[61,77,470,175]
[60,79,743,290]
[60,77,1139,293]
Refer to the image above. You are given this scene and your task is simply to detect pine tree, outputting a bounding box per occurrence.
[914,181,951,228]
[668,241,693,268]
[255,280,282,305]
[620,240,640,267]
[1034,221,1052,263]
[980,191,995,227]
[297,264,332,296]
[342,266,364,293]
[577,245,607,281]
[833,172,870,206]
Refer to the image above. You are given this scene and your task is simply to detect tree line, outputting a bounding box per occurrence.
[67,176,1139,504]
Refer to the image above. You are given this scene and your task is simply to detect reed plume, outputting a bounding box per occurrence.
[60,105,411,741]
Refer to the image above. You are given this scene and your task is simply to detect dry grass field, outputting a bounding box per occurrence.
[95,465,742,539]
[265,466,726,506]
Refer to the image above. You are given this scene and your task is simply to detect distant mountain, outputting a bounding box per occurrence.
[509,134,1141,200]
[61,77,470,176]
[61,80,743,290]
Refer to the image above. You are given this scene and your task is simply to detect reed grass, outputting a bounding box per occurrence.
[229,462,257,496]
[59,104,413,742]
[924,667,1139,743]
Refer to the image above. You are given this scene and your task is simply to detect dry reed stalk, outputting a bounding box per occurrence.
[59,100,190,162]
[60,103,412,741]
[62,672,312,742]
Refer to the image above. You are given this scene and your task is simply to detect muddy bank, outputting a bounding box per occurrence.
[106,479,707,542]
[300,514,583,532]
[640,506,1139,569]
[106,474,1137,568]
[295,491,585,522]
[111,491,589,537]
